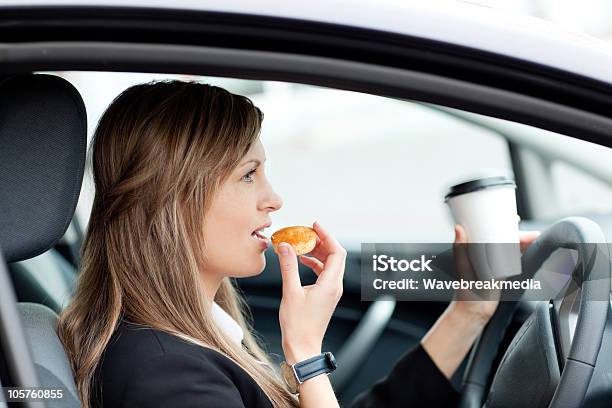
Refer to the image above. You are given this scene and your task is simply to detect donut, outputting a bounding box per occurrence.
[271,226,318,255]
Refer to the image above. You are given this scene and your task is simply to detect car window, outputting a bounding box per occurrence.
[552,158,612,216]
[48,72,513,249]
[252,86,513,246]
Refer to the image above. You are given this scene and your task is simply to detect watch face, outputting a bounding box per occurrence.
[280,361,299,394]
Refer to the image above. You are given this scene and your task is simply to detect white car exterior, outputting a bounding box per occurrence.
[2,0,612,84]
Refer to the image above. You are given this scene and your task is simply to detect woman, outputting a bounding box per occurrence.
[57,80,538,408]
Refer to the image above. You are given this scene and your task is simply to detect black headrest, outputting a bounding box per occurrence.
[0,74,86,263]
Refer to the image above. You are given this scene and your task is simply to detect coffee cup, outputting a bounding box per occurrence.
[445,175,521,280]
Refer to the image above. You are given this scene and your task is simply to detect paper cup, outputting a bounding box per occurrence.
[445,176,521,280]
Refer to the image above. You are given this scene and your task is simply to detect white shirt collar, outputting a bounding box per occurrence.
[211,301,244,345]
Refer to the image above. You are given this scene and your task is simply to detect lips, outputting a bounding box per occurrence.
[251,230,268,240]
[251,222,271,243]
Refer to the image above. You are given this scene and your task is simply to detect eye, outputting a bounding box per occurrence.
[241,168,257,183]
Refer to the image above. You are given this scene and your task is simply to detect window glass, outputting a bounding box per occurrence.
[49,72,513,248]
[552,161,612,215]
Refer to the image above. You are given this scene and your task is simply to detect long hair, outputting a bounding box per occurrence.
[57,80,299,408]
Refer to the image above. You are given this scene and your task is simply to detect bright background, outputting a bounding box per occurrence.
[42,1,612,249]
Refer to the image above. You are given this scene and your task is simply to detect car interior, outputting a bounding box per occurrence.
[1,52,612,408]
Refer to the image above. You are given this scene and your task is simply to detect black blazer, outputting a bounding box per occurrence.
[92,320,458,407]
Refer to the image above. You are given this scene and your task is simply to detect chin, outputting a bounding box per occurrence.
[242,255,267,278]
[254,256,267,275]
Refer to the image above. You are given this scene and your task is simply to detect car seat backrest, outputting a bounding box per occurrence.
[0,73,87,408]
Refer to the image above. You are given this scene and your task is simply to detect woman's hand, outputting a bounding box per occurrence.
[421,224,541,379]
[276,221,346,365]
[452,224,541,322]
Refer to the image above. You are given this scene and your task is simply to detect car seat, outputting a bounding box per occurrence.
[0,73,87,408]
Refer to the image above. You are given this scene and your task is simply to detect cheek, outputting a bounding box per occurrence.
[202,195,266,277]
[204,189,247,244]
[203,233,267,278]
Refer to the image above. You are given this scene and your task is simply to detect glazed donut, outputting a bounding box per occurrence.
[271,226,318,255]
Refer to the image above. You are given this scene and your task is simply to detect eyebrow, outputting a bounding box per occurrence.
[241,158,265,167]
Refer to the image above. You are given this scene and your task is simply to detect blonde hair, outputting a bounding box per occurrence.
[57,80,299,408]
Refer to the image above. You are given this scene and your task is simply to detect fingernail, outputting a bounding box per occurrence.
[279,242,289,255]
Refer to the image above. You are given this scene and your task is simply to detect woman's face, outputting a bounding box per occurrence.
[202,139,283,281]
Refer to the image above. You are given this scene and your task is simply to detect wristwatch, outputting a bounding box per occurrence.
[280,352,337,394]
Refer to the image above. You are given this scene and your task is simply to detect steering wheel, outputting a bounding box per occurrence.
[459,217,610,408]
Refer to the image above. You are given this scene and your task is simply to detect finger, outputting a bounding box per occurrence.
[276,242,302,294]
[306,234,328,262]
[454,224,468,244]
[312,221,344,254]
[315,222,347,282]
[453,225,476,280]
[316,250,346,287]
[308,221,343,263]
[519,230,540,240]
[307,226,333,262]
[299,255,324,276]
[301,222,346,286]
[519,230,541,253]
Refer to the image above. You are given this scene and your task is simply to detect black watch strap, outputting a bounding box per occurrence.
[294,352,337,382]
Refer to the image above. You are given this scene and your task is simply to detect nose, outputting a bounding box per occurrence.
[267,189,283,212]
[260,184,283,213]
